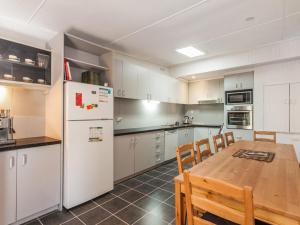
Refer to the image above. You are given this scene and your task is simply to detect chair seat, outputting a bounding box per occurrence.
[201,213,270,225]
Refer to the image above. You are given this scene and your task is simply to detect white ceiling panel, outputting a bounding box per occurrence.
[30,0,202,42]
[0,0,43,21]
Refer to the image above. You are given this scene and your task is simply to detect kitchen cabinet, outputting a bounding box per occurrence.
[225,129,253,141]
[263,83,290,133]
[224,72,253,91]
[277,133,300,163]
[165,129,178,161]
[0,144,60,225]
[0,151,17,225]
[188,78,224,104]
[178,128,194,146]
[114,131,164,181]
[290,82,300,133]
[114,135,135,181]
[17,145,61,220]
[113,58,139,99]
[193,127,221,153]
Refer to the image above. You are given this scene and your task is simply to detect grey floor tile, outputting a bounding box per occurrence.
[62,218,84,225]
[101,197,129,213]
[133,213,168,225]
[146,178,166,187]
[157,174,175,182]
[119,190,144,203]
[94,193,115,205]
[97,216,127,225]
[134,174,153,182]
[70,201,97,215]
[22,220,42,225]
[149,189,173,202]
[78,207,110,225]
[110,184,130,196]
[150,203,175,223]
[122,178,143,188]
[116,205,146,225]
[164,195,175,207]
[134,196,162,211]
[40,210,74,225]
[145,170,162,177]
[160,182,175,193]
[134,183,157,194]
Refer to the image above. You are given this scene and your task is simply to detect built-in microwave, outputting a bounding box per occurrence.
[225,89,253,105]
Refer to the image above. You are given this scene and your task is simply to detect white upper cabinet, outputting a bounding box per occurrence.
[263,83,290,133]
[112,58,139,99]
[224,72,254,91]
[188,78,224,104]
[290,82,300,133]
[112,55,188,104]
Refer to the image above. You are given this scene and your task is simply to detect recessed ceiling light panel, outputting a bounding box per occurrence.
[176,46,205,58]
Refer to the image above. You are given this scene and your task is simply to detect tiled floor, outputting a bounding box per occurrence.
[24,160,179,225]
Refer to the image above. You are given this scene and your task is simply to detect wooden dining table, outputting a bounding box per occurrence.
[174,140,300,225]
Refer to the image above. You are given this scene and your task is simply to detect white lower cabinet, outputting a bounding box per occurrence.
[0,144,61,225]
[194,128,220,153]
[17,145,61,220]
[114,135,135,181]
[277,133,300,163]
[178,128,194,146]
[114,131,164,181]
[0,151,17,225]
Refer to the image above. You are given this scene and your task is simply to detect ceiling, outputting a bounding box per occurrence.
[0,0,300,66]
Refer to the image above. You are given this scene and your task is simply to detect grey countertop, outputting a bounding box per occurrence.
[114,123,223,136]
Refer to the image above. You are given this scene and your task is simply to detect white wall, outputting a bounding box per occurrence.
[114,98,184,129]
[254,59,300,130]
[184,104,224,125]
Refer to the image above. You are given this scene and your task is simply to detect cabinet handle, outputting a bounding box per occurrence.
[22,154,27,166]
[122,90,125,97]
[9,156,15,169]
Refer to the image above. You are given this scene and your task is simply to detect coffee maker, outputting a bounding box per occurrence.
[0,109,16,145]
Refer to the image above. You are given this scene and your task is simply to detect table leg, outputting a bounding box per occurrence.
[175,181,184,225]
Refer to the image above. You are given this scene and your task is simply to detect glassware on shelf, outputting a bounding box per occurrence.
[37,53,49,68]
[3,74,15,80]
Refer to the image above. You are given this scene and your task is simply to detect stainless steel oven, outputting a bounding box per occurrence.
[226,105,253,130]
[225,89,253,105]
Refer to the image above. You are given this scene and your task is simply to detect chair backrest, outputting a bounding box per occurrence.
[224,132,235,146]
[254,131,276,143]
[176,143,197,174]
[212,134,225,153]
[195,138,212,163]
[183,171,255,225]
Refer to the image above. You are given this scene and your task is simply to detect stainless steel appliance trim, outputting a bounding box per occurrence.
[226,107,253,130]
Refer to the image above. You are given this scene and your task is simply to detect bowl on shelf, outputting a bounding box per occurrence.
[24,58,35,66]
[8,54,20,62]
[22,76,33,83]
[3,74,15,80]
[37,78,45,84]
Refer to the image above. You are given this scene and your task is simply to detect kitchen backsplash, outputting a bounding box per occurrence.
[114,98,185,129]
[184,104,224,125]
[0,86,46,138]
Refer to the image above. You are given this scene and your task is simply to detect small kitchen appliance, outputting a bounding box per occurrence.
[225,89,253,105]
[0,109,16,145]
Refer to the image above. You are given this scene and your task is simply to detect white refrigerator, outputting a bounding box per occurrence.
[63,81,113,209]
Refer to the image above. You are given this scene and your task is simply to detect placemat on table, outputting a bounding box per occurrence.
[232,149,275,162]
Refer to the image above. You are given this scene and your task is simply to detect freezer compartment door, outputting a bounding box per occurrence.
[64,120,113,209]
[64,81,113,120]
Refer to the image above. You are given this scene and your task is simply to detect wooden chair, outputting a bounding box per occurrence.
[183,171,255,225]
[224,132,235,146]
[195,138,212,163]
[212,134,226,153]
[176,143,197,174]
[254,131,276,143]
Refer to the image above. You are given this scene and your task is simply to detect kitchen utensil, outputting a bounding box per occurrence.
[37,78,45,84]
[183,116,190,124]
[37,53,49,68]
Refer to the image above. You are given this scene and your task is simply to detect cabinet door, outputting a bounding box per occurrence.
[239,73,254,90]
[290,82,300,133]
[178,128,187,146]
[194,128,209,142]
[209,128,220,153]
[186,128,194,144]
[263,84,290,132]
[17,145,61,220]
[114,135,135,181]
[113,58,123,97]
[0,151,17,225]
[178,81,188,104]
[224,75,239,91]
[188,81,204,104]
[277,133,300,163]
[138,67,151,100]
[219,79,225,103]
[150,72,165,102]
[122,61,139,99]
[134,133,156,173]
[206,79,221,100]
